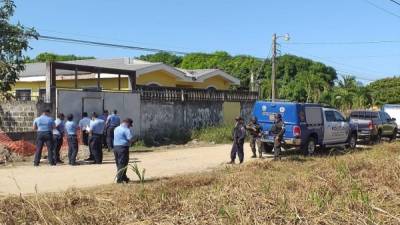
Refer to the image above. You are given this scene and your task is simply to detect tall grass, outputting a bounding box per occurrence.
[1,143,400,224]
[191,124,234,144]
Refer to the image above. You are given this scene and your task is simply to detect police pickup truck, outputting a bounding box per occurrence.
[252,101,357,155]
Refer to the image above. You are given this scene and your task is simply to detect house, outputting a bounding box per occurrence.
[12,58,240,101]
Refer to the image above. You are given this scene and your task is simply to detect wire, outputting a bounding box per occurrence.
[362,0,400,19]
[389,0,400,6]
[38,35,191,55]
[284,40,400,45]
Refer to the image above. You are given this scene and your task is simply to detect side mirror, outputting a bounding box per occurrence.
[392,118,396,121]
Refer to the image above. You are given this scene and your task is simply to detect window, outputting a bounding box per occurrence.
[206,86,217,92]
[39,89,46,102]
[147,83,161,88]
[15,89,31,101]
[325,111,336,122]
[334,111,346,122]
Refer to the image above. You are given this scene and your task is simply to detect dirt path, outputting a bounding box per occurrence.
[0,144,265,195]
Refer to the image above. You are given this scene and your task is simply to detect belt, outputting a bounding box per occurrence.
[68,134,77,137]
[92,133,103,136]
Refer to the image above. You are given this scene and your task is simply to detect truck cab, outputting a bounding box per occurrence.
[252,101,357,155]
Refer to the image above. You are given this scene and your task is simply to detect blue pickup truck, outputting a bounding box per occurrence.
[252,101,357,155]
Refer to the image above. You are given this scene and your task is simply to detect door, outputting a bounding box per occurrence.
[323,110,337,144]
[83,97,103,116]
[333,111,349,143]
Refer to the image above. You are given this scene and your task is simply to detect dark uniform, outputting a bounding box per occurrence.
[65,116,78,165]
[113,119,134,183]
[106,112,121,152]
[271,114,285,160]
[246,117,262,158]
[33,111,55,166]
[89,116,106,164]
[229,117,246,164]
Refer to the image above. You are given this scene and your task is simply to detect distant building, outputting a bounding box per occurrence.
[12,58,240,100]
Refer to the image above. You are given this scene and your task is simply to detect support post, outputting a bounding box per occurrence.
[128,71,136,92]
[74,67,78,88]
[97,71,101,90]
[45,62,56,115]
[118,74,121,91]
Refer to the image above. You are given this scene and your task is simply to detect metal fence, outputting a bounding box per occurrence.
[137,85,258,102]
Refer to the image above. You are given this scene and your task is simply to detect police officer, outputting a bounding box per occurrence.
[271,114,285,160]
[99,110,109,148]
[89,112,106,164]
[53,113,65,164]
[79,112,91,146]
[246,116,262,158]
[33,109,55,166]
[113,118,134,183]
[106,110,121,152]
[228,116,246,164]
[65,114,79,165]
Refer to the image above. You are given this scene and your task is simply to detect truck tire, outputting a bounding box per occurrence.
[347,133,357,150]
[390,130,397,142]
[262,143,273,153]
[302,137,316,156]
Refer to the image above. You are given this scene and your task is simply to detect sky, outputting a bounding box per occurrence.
[11,0,400,82]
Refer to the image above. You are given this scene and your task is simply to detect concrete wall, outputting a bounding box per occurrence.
[0,101,51,141]
[140,101,223,141]
[57,90,141,136]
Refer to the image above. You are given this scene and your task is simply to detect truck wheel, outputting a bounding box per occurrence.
[302,137,316,156]
[347,133,357,150]
[390,130,397,142]
[263,143,273,153]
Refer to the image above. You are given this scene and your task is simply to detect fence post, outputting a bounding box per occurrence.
[181,89,185,102]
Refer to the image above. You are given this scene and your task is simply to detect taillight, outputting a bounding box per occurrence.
[293,126,301,137]
[368,121,373,130]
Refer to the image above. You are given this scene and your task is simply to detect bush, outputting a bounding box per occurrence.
[191,124,234,144]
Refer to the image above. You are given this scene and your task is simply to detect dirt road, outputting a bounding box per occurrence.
[0,144,263,195]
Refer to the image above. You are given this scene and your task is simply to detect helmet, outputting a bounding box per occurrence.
[251,116,257,123]
[276,114,282,119]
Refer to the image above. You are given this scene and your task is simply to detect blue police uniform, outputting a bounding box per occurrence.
[33,115,55,166]
[106,114,121,151]
[65,121,78,165]
[89,118,105,164]
[52,118,65,163]
[113,124,133,183]
[78,117,91,146]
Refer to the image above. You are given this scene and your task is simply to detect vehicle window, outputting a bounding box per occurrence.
[325,111,336,122]
[379,112,387,121]
[383,112,391,121]
[350,112,360,118]
[334,111,346,122]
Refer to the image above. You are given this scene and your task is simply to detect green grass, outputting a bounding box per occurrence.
[191,124,234,144]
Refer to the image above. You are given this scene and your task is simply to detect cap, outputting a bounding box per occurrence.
[276,114,282,119]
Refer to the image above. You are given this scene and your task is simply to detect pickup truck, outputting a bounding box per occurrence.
[382,104,400,136]
[252,101,357,155]
[349,110,397,143]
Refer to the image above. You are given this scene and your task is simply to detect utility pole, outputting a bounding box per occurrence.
[271,33,277,102]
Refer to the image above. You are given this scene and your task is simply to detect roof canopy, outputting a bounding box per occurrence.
[19,58,240,85]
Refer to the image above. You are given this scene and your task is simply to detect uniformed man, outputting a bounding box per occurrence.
[246,116,262,158]
[271,113,285,160]
[99,110,109,148]
[52,113,65,164]
[33,109,55,166]
[113,118,134,183]
[106,110,121,152]
[228,116,246,164]
[79,112,91,146]
[89,112,106,164]
[65,114,79,166]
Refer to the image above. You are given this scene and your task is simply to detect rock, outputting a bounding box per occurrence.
[0,144,11,164]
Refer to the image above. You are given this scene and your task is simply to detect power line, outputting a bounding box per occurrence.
[38,35,191,55]
[284,40,400,45]
[389,0,400,6]
[362,0,400,19]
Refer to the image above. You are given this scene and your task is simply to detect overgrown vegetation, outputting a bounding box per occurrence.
[191,124,234,144]
[25,52,95,63]
[139,52,399,110]
[2,143,399,224]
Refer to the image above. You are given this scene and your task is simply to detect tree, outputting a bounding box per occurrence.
[137,52,182,67]
[0,0,37,99]
[26,52,95,63]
